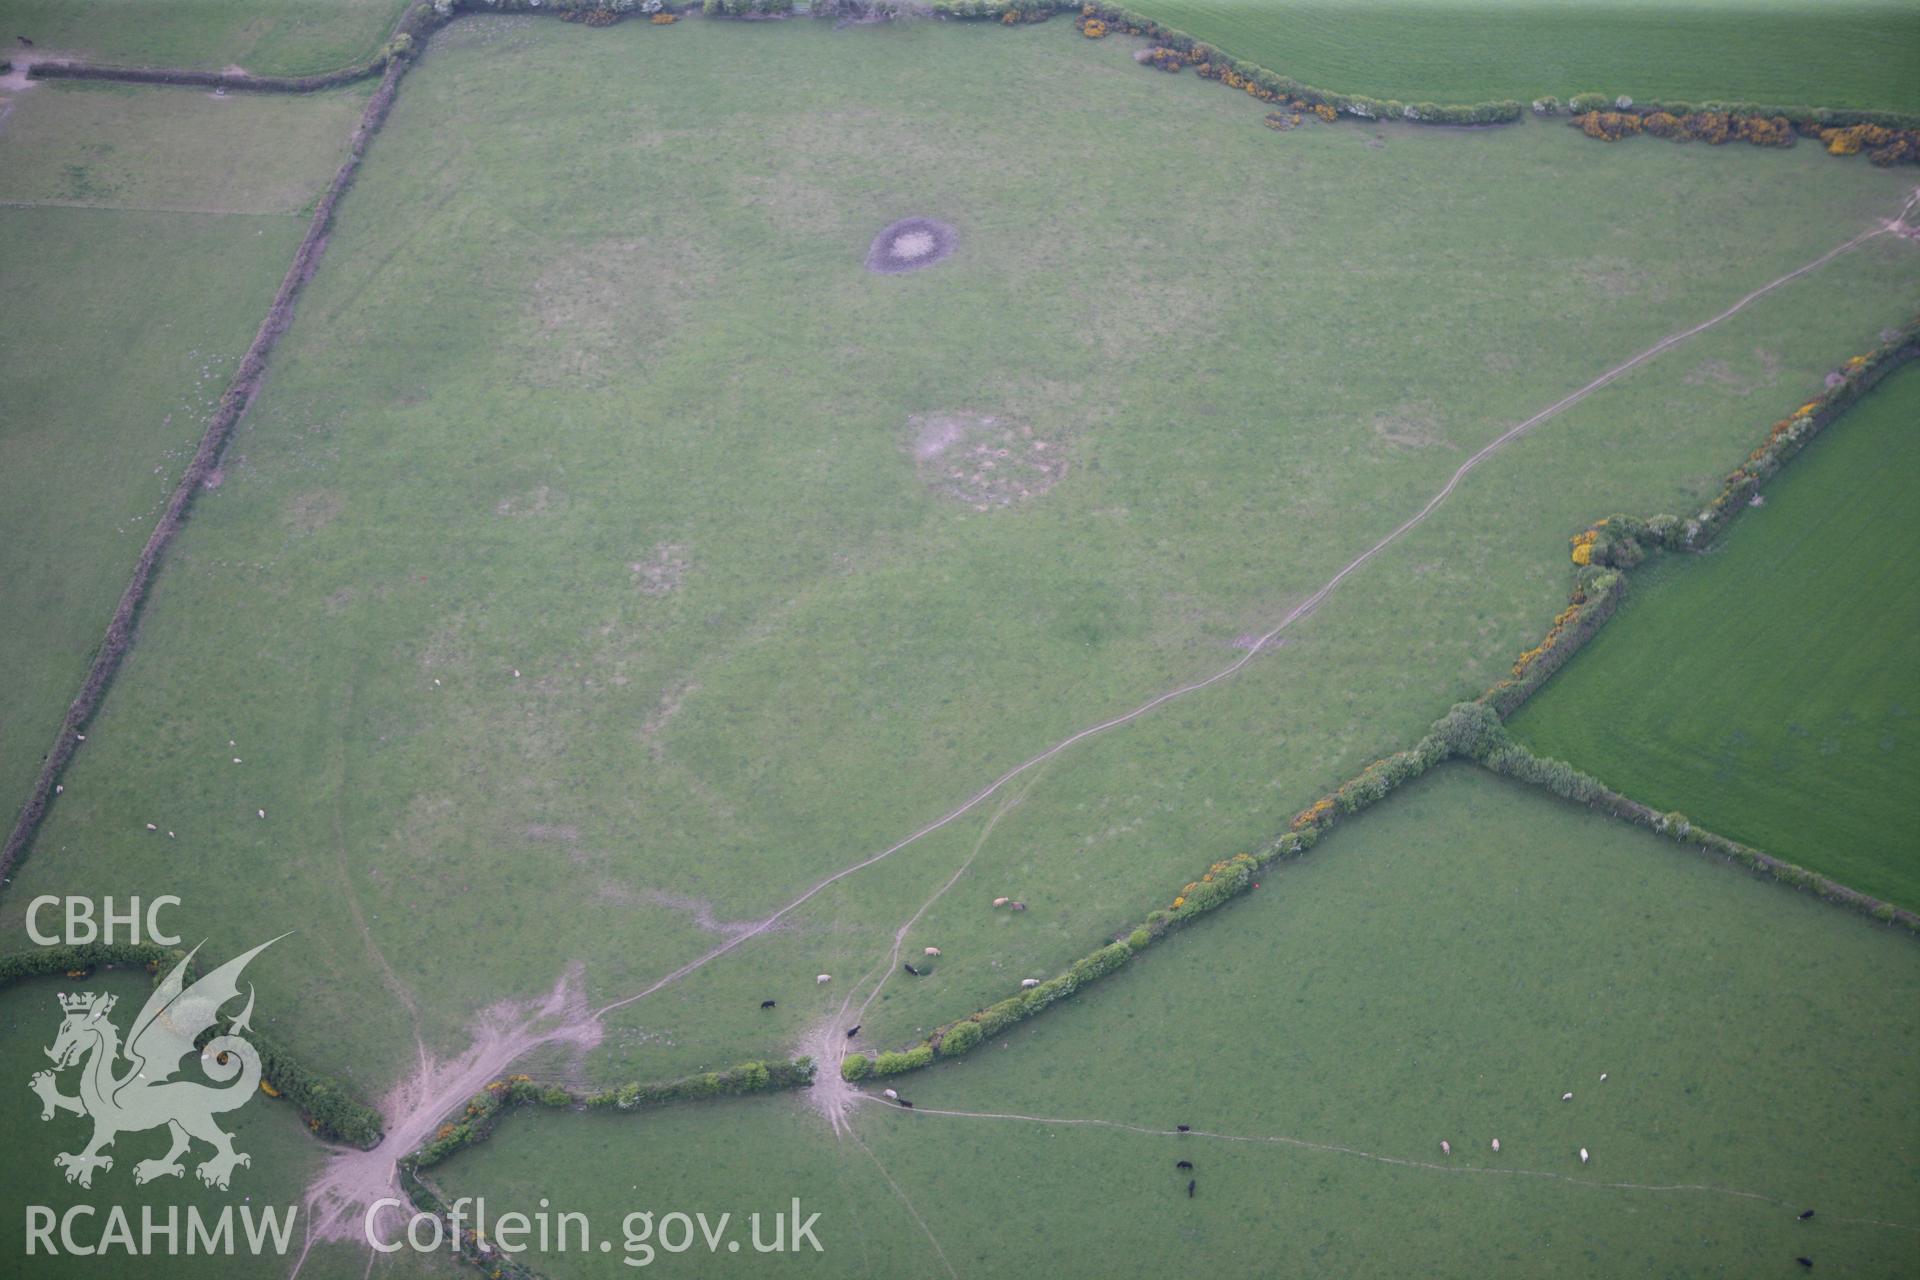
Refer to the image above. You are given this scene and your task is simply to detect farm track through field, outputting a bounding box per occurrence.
[289,188,1918,1268]
[3,24,1915,1267]
[591,183,1919,1025]
[857,1098,1920,1236]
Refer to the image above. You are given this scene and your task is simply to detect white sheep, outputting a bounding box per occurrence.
[1562,1092,1574,1102]
[1021,978,1040,989]
[1440,1140,1451,1156]
[924,947,942,957]
[992,897,1010,908]
[816,974,831,984]
[883,1089,898,1100]
[1491,1138,1501,1153]
[1579,1148,1590,1165]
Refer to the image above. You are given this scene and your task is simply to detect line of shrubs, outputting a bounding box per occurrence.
[395,1159,545,1280]
[408,1058,815,1170]
[839,324,1920,1085]
[1560,94,1920,165]
[1481,318,1917,724]
[0,943,387,1147]
[841,702,1514,1085]
[30,0,435,90]
[930,0,1524,125]
[1470,728,1919,933]
[1,52,414,894]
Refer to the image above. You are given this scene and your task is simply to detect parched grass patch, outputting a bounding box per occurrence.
[1509,364,1920,908]
[5,18,1918,1100]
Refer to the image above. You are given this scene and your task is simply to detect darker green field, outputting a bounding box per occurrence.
[1119,0,1920,112]
[438,766,1920,1277]
[1509,364,1920,908]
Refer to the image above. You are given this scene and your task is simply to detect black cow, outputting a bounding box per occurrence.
[760,1000,776,1009]
[846,1025,861,1037]
[1798,1210,1815,1221]
[1175,1160,1192,1171]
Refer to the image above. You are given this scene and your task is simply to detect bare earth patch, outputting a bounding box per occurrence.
[1371,401,1446,448]
[908,412,1064,510]
[495,482,558,517]
[285,489,344,533]
[630,542,690,595]
[865,217,956,274]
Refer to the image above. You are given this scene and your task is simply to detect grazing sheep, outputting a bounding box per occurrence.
[1491,1138,1501,1153]
[992,897,1010,908]
[1175,1160,1192,1171]
[1020,978,1040,989]
[882,1088,898,1100]
[1009,901,1027,912]
[1186,1179,1195,1198]
[257,809,266,819]
[1599,1073,1608,1082]
[846,1025,861,1038]
[816,974,831,984]
[1798,1210,1815,1221]
[1562,1092,1574,1102]
[760,1000,776,1009]
[924,947,942,957]
[145,823,157,831]
[1579,1148,1590,1165]
[1440,1140,1451,1156]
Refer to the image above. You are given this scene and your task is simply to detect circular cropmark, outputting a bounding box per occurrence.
[865,217,957,274]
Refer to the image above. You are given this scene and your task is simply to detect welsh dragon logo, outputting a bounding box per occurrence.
[29,936,284,1190]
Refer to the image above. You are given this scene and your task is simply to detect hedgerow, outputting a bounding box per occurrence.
[1569,97,1920,164]
[1,943,386,1147]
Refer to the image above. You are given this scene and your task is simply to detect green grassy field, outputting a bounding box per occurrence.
[0,0,410,76]
[0,80,369,822]
[1508,365,1920,909]
[439,766,1920,1277]
[1118,0,1920,112]
[0,970,449,1279]
[3,17,1916,1103]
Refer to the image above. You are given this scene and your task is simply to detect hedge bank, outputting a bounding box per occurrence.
[0,943,386,1147]
[406,1057,816,1170]
[26,1,439,92]
[1486,318,1919,723]
[1,53,417,887]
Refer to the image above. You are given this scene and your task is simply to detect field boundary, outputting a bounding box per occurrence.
[0,942,387,1146]
[831,319,1920,1090]
[17,2,438,93]
[3,15,1917,1260]
[0,55,414,886]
